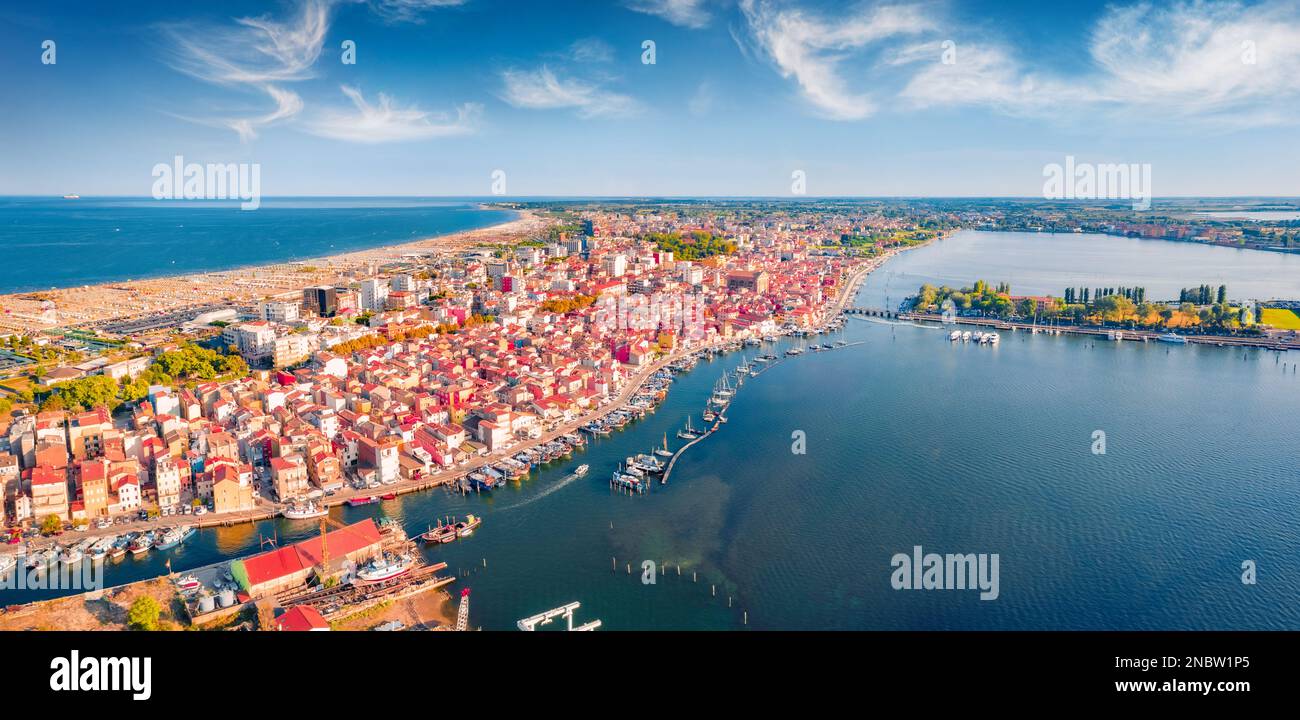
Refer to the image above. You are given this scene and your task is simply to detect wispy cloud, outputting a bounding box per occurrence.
[899,0,1300,130]
[568,37,615,63]
[626,0,712,29]
[500,66,641,118]
[738,0,933,120]
[688,80,716,116]
[368,0,469,25]
[305,85,481,143]
[159,0,330,139]
[161,0,475,141]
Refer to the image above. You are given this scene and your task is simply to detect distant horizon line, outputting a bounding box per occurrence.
[6,194,1300,202]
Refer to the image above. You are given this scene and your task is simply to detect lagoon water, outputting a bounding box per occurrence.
[0,197,515,293]
[865,230,1300,308]
[6,229,1300,629]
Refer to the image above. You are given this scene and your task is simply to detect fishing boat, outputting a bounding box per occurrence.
[346,496,377,507]
[88,537,113,563]
[174,574,202,592]
[59,545,84,566]
[355,553,414,584]
[656,434,674,458]
[574,464,590,476]
[282,501,328,520]
[155,527,181,550]
[455,514,482,537]
[109,536,129,560]
[421,522,459,544]
[158,524,196,550]
[128,533,154,556]
[703,409,716,423]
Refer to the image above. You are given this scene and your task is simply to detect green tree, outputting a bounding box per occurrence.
[40,514,61,535]
[53,374,121,411]
[128,596,162,631]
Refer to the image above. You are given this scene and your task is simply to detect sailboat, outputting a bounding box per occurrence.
[676,416,699,440]
[655,433,674,457]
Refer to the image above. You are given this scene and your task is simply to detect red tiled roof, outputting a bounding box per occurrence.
[277,605,330,631]
[240,519,381,588]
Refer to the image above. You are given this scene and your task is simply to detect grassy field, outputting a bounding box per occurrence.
[1261,308,1300,330]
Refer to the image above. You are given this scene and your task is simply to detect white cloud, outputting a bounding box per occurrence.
[899,0,1300,130]
[688,80,716,116]
[739,0,934,120]
[368,0,469,25]
[500,66,641,118]
[626,0,712,29]
[160,0,329,139]
[569,37,615,63]
[157,0,473,141]
[305,85,480,143]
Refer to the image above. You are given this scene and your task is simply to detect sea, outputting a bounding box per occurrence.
[0,197,516,293]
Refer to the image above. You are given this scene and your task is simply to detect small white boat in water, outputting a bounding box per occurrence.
[1157,333,1187,344]
[574,464,590,476]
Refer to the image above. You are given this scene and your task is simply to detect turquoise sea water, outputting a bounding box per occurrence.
[0,197,515,293]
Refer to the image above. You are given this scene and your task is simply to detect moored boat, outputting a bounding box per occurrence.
[454,514,482,537]
[421,523,459,544]
[283,501,328,520]
[355,553,414,584]
[128,533,154,556]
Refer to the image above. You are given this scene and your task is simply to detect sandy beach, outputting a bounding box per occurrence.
[0,209,547,334]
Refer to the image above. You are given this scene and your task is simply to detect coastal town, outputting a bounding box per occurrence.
[3,199,1300,631]
[0,203,909,629]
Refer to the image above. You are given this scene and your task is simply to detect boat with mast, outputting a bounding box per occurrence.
[655,433,674,457]
[676,416,699,440]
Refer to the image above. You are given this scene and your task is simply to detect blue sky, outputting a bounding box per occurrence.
[3,0,1300,197]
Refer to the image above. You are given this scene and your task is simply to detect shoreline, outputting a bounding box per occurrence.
[0,207,546,333]
[0,251,887,609]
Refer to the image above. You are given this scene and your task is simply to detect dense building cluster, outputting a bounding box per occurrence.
[1,210,870,528]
